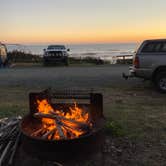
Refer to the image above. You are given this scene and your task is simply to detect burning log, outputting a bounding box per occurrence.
[33,112,91,140]
[54,118,66,140]
[49,110,90,129]
[38,117,67,140]
[62,124,78,138]
[31,128,44,137]
[33,110,92,140]
[29,97,94,141]
[34,112,90,131]
[42,128,56,139]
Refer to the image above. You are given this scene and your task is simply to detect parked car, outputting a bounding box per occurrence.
[43,45,69,66]
[123,39,166,93]
[0,43,8,67]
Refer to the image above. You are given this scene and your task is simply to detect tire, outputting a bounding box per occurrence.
[155,72,166,93]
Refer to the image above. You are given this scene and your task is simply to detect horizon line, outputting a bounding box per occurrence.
[4,41,139,46]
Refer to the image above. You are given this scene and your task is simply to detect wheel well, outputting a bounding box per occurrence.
[152,66,166,81]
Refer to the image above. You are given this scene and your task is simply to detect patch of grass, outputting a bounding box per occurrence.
[104,86,166,141]
[0,86,32,117]
[104,119,125,136]
[0,105,27,117]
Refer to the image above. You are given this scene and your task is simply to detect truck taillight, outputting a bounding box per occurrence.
[133,56,139,68]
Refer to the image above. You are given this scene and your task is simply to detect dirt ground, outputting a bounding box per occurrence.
[0,64,166,166]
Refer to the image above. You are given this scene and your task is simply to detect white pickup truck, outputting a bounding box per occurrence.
[123,39,166,93]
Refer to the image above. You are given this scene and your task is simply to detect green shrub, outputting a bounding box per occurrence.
[69,56,109,65]
[7,50,110,65]
[8,50,42,63]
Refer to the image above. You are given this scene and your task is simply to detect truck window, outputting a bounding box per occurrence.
[141,42,162,53]
[160,42,166,52]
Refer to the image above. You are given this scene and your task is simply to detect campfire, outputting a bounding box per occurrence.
[31,99,92,140]
[0,89,105,164]
[20,89,105,160]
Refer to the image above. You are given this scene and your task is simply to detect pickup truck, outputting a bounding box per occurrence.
[43,45,69,66]
[123,39,166,93]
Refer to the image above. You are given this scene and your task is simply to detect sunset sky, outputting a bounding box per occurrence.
[0,0,166,44]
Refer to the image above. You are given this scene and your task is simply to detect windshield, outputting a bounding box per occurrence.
[47,45,66,50]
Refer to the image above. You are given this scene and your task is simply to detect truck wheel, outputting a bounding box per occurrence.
[155,72,166,93]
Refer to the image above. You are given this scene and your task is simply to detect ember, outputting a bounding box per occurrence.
[31,99,92,140]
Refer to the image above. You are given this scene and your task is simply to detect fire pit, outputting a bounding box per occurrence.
[20,89,105,160]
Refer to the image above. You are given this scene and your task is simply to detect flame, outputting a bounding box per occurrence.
[36,99,90,140]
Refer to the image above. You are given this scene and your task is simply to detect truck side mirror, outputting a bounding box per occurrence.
[67,49,70,52]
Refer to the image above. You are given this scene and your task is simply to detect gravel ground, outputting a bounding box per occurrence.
[0,65,141,88]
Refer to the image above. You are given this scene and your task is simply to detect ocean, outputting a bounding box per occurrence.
[6,43,138,62]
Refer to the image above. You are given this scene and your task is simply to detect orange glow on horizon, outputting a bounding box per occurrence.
[2,28,166,44]
[3,35,166,45]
